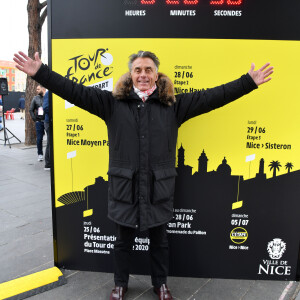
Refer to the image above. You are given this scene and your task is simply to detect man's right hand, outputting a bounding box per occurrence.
[13,52,42,77]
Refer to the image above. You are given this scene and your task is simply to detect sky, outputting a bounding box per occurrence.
[0,0,48,63]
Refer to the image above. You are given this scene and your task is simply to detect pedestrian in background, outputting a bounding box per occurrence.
[29,85,45,161]
[0,97,3,131]
[18,94,25,119]
[43,90,51,170]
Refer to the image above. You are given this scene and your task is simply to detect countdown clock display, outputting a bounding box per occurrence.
[49,0,300,281]
[51,0,300,40]
[130,0,242,5]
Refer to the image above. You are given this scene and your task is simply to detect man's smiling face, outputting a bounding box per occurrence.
[131,57,158,92]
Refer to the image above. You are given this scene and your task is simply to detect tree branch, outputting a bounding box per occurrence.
[39,1,47,10]
[40,7,48,27]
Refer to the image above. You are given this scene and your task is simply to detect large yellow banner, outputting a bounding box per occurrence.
[52,38,300,207]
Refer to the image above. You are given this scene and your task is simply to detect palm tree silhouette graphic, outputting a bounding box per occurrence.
[269,160,282,177]
[285,162,294,173]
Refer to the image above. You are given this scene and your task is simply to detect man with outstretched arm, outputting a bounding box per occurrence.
[14,50,273,300]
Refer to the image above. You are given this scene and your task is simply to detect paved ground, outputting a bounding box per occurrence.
[0,113,299,300]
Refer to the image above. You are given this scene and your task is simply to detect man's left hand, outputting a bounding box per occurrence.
[248,63,273,86]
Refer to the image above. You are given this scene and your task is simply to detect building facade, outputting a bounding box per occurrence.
[0,60,26,92]
[0,60,16,91]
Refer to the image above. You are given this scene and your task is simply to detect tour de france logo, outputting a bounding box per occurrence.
[267,238,286,259]
[64,47,114,85]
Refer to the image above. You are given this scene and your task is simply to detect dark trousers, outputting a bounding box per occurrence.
[44,122,51,167]
[35,121,44,155]
[114,223,169,288]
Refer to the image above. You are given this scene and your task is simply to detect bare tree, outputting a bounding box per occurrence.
[25,0,47,145]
